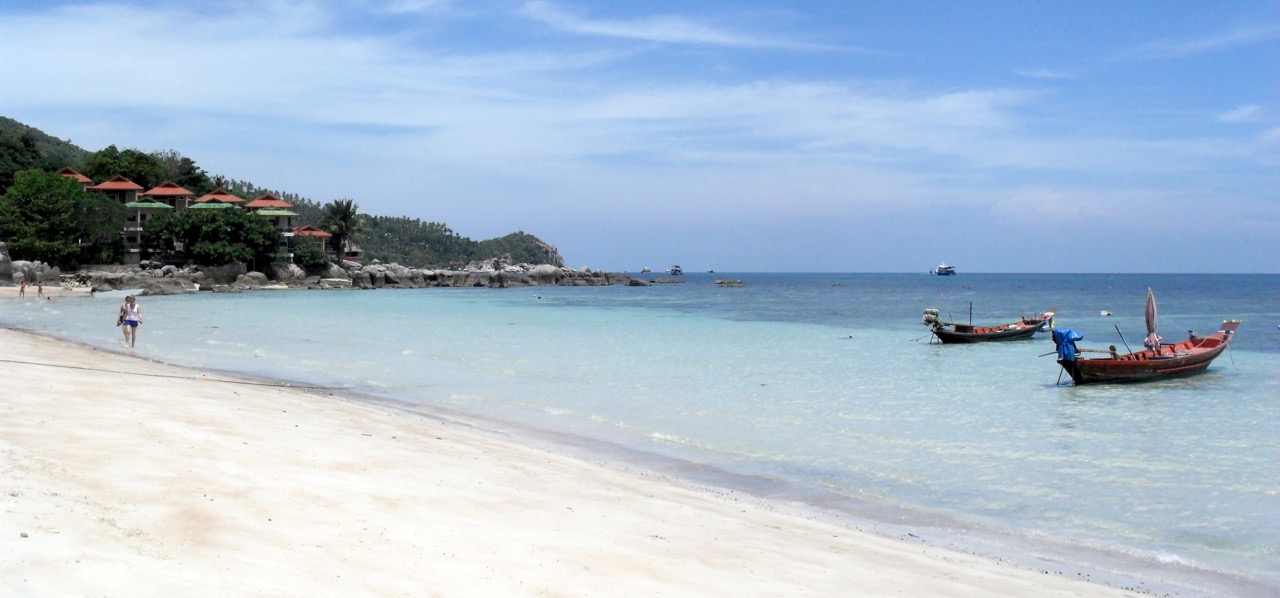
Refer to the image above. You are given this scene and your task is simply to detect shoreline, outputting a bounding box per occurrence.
[0,325,1158,596]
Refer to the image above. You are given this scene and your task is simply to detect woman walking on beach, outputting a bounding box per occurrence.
[119,295,142,347]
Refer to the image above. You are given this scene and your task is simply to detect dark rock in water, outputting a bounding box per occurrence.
[651,277,685,284]
[714,278,745,287]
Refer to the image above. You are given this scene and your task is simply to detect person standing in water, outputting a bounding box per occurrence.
[119,295,142,347]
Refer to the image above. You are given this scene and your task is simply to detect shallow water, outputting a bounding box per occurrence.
[5,273,1277,594]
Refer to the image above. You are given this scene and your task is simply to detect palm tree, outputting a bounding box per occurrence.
[318,198,365,264]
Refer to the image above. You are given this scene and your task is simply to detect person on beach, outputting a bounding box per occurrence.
[119,295,142,347]
[18,282,24,297]
[37,283,43,298]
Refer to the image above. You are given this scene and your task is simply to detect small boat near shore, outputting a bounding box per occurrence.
[922,306,1056,344]
[1052,288,1241,384]
[1054,321,1241,384]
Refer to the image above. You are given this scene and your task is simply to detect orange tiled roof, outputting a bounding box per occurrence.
[244,193,294,209]
[194,187,245,203]
[59,167,93,184]
[89,175,144,191]
[293,225,332,237]
[142,181,194,197]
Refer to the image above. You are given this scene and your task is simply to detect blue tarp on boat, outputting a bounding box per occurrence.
[1053,328,1083,361]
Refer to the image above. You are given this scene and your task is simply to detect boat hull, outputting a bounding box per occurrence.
[927,309,1055,344]
[933,321,1046,343]
[1057,323,1238,384]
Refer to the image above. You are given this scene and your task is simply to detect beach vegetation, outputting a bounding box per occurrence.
[0,117,88,185]
[292,234,332,272]
[0,116,566,269]
[0,131,45,192]
[153,149,215,197]
[319,198,366,264]
[83,145,168,191]
[141,208,281,269]
[356,219,558,268]
[0,169,127,267]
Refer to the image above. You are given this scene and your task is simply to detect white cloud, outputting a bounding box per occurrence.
[1217,105,1260,123]
[517,1,840,50]
[1014,68,1073,80]
[382,0,456,15]
[0,1,1274,270]
[1116,24,1280,60]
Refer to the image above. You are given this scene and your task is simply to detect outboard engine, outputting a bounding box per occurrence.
[922,308,940,326]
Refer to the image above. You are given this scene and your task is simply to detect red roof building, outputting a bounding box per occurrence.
[141,181,194,210]
[89,175,144,204]
[194,187,245,204]
[243,194,295,210]
[292,225,332,238]
[293,225,333,256]
[59,167,93,188]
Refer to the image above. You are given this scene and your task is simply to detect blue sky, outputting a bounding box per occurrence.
[1,1,1276,272]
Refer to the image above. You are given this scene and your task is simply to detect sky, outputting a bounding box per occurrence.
[1,1,1277,273]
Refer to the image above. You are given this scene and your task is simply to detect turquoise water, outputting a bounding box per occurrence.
[4,273,1277,594]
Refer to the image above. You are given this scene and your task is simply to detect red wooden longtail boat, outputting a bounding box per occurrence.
[1055,289,1241,384]
[1055,320,1240,384]
[923,307,1056,344]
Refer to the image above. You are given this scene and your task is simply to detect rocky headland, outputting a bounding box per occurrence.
[1,241,662,296]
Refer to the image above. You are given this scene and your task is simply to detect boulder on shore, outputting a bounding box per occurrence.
[140,278,200,296]
[0,242,11,285]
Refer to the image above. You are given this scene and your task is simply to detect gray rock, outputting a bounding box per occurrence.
[527,264,564,285]
[353,271,373,289]
[319,278,352,289]
[234,271,270,287]
[200,264,248,285]
[140,278,199,296]
[273,263,306,282]
[324,264,350,280]
[0,242,11,285]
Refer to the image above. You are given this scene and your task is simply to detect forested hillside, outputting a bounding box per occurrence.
[0,117,562,268]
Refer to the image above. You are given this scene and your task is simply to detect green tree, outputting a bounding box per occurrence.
[0,132,42,193]
[142,208,281,269]
[291,234,332,273]
[0,169,126,267]
[83,145,167,189]
[152,149,214,196]
[319,198,365,264]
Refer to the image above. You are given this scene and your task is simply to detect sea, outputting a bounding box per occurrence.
[3,272,1277,596]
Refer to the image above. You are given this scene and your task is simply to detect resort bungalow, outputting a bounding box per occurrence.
[244,194,301,257]
[243,194,299,236]
[59,167,93,190]
[193,187,245,205]
[140,181,194,211]
[90,175,161,262]
[291,225,333,257]
[88,174,142,204]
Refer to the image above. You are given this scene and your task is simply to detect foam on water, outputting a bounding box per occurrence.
[4,273,1277,594]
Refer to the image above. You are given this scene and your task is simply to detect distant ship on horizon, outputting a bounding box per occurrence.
[934,262,956,276]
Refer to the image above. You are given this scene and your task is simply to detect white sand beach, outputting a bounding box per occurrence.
[0,320,1141,596]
